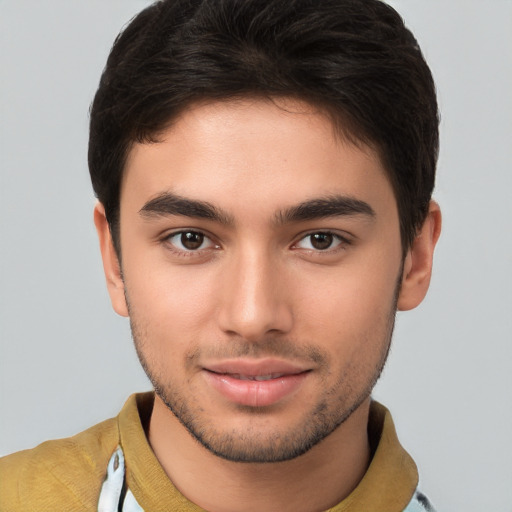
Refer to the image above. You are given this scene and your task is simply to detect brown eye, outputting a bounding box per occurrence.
[167,230,215,252]
[295,232,345,252]
[181,231,204,250]
[310,233,334,250]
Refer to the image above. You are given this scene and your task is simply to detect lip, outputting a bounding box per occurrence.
[202,358,311,407]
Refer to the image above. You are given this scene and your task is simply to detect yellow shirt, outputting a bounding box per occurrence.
[0,393,419,512]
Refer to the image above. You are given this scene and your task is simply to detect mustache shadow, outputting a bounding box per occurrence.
[185,337,328,367]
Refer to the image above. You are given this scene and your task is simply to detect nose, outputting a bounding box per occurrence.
[217,249,293,341]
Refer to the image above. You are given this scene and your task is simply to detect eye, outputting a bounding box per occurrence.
[295,232,345,251]
[166,231,217,252]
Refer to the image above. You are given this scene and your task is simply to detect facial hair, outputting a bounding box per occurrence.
[128,270,401,464]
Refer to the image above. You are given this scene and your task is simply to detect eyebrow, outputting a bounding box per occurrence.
[139,192,234,225]
[139,192,375,226]
[275,195,376,224]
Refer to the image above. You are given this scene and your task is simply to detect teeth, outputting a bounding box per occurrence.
[254,375,273,381]
[230,374,284,381]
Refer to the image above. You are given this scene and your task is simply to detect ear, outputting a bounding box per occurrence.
[94,202,129,317]
[397,200,442,311]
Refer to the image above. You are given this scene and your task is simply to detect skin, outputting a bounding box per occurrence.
[95,98,441,512]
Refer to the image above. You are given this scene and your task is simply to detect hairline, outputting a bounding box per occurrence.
[108,93,402,258]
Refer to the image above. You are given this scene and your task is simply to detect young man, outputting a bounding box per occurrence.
[0,0,441,510]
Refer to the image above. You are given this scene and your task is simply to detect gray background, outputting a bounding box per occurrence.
[1,1,511,510]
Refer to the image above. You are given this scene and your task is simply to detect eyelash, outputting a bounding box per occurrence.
[161,229,351,258]
[161,230,220,259]
[292,231,352,254]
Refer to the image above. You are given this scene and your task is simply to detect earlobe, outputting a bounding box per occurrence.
[397,201,442,311]
[93,202,129,317]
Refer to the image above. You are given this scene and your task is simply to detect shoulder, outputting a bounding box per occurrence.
[0,417,119,512]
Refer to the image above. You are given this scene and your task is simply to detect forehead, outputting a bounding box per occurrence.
[121,98,395,219]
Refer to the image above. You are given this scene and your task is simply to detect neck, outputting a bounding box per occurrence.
[148,396,371,512]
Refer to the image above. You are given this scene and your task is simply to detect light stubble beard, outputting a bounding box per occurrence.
[127,272,401,464]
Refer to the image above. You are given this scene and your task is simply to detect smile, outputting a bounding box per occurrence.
[220,373,287,381]
[201,360,311,407]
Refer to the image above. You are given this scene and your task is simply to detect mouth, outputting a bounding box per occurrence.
[202,359,311,407]
[218,373,290,381]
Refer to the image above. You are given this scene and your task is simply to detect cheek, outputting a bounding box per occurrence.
[301,259,398,313]
[294,261,399,352]
[124,258,220,351]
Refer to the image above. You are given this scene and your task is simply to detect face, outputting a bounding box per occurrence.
[112,98,406,462]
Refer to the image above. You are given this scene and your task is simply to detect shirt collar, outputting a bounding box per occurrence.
[118,393,418,511]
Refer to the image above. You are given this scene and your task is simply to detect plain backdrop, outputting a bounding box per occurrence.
[1,1,511,511]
